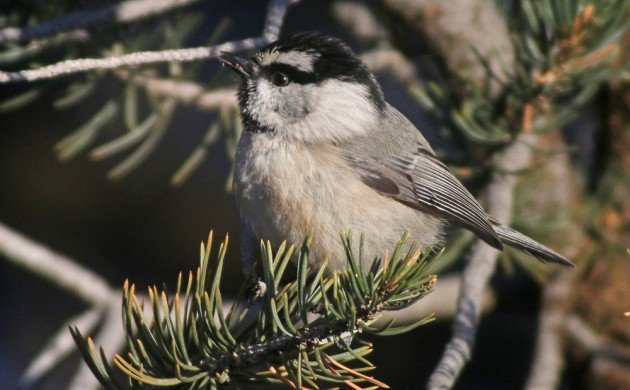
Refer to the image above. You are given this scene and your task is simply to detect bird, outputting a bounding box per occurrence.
[218,31,574,273]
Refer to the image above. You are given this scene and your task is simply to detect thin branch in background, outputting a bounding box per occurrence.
[0,221,119,389]
[19,308,103,389]
[0,38,264,83]
[0,222,114,305]
[0,0,203,45]
[0,0,300,83]
[427,133,536,389]
[524,270,573,390]
[565,315,630,364]
[115,70,237,111]
[263,0,301,40]
[521,132,583,390]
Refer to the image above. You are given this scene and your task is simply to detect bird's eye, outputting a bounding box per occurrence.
[271,72,290,87]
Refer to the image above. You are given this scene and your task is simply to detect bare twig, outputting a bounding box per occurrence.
[565,315,630,363]
[522,132,582,390]
[263,0,301,41]
[0,221,120,388]
[524,271,573,390]
[19,308,103,389]
[0,0,203,45]
[0,38,264,83]
[427,134,535,389]
[0,0,300,83]
[0,222,114,305]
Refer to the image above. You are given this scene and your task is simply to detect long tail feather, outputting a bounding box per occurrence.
[493,224,574,267]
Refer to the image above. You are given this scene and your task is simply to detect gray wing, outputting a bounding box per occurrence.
[345,145,503,250]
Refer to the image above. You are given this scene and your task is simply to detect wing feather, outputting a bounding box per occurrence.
[347,146,503,250]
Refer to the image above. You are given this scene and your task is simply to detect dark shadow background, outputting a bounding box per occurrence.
[0,1,598,388]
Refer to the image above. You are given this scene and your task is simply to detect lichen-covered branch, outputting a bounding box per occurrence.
[0,38,264,83]
[0,0,299,83]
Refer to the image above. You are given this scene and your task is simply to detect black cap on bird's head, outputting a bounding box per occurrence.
[219,32,385,108]
[219,32,386,142]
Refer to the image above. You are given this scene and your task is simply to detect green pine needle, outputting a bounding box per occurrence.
[72,231,438,388]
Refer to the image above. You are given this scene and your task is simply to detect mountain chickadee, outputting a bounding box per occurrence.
[218,31,574,272]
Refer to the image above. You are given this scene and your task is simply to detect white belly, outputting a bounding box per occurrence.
[233,132,443,270]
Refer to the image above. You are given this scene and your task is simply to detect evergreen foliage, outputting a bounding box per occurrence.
[71,232,437,388]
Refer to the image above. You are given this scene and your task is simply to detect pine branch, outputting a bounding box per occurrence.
[72,232,439,388]
[376,274,495,326]
[0,0,203,45]
[0,0,300,83]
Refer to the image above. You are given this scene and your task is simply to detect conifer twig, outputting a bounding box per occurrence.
[0,0,300,83]
[71,232,438,388]
[376,275,495,325]
[427,134,535,389]
[67,305,125,390]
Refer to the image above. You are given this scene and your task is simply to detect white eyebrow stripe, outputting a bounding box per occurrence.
[258,50,320,72]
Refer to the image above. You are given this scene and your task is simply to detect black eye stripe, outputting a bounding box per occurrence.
[264,63,318,85]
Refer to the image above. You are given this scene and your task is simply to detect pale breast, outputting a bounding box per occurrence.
[234,132,443,270]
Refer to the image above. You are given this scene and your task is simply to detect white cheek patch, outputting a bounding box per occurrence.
[258,50,320,72]
[245,78,379,145]
[289,80,378,144]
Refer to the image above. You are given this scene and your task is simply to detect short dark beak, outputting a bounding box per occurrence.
[218,52,256,79]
